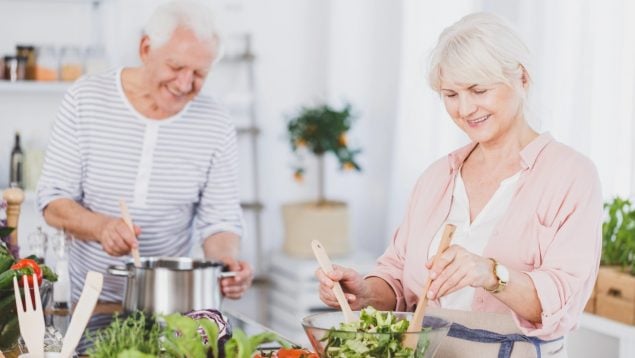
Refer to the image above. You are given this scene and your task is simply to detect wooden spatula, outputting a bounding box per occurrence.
[403,223,456,349]
[119,199,141,268]
[60,271,104,358]
[311,240,356,323]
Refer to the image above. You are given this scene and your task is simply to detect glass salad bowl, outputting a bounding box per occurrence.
[302,309,451,358]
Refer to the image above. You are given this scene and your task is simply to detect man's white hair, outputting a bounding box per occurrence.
[428,12,532,92]
[144,0,221,50]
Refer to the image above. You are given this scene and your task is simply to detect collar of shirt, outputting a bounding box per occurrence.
[446,132,554,174]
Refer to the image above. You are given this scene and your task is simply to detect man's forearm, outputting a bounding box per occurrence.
[203,232,240,260]
[43,198,107,242]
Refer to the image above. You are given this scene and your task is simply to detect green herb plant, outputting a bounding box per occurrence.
[87,311,290,358]
[322,306,429,358]
[287,103,361,205]
[602,196,635,275]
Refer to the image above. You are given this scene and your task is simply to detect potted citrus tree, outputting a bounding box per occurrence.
[593,197,635,324]
[282,103,361,258]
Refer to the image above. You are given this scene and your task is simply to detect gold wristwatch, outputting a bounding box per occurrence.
[486,258,509,293]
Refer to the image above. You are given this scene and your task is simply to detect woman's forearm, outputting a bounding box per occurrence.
[362,277,398,311]
[490,269,542,323]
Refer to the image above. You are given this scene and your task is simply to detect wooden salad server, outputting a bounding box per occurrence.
[311,240,356,323]
[403,223,456,349]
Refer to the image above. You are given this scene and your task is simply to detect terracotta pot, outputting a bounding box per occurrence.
[282,201,350,258]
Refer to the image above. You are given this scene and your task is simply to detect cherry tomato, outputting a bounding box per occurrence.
[11,258,43,286]
[276,348,319,358]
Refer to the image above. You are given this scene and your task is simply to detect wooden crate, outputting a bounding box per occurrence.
[595,266,635,325]
[584,287,596,314]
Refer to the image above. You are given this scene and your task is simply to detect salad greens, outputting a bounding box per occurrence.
[322,306,429,358]
[87,310,290,358]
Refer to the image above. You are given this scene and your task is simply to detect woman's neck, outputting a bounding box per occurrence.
[474,121,538,167]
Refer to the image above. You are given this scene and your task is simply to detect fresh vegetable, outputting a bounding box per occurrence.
[87,312,163,358]
[88,310,292,358]
[321,306,429,358]
[254,348,319,358]
[10,258,42,286]
[0,267,34,290]
[0,251,14,273]
[0,315,19,350]
[41,264,59,282]
[185,309,232,348]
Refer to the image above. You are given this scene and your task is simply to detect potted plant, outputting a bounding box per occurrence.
[282,103,361,258]
[593,197,635,324]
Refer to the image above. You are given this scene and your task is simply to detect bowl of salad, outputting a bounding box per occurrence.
[302,307,450,358]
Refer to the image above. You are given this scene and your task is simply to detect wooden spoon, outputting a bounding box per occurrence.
[403,223,456,349]
[119,199,141,268]
[311,240,355,323]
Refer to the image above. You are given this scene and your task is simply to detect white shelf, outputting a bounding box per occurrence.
[0,81,71,93]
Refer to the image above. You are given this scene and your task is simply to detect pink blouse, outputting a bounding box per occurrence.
[368,133,603,339]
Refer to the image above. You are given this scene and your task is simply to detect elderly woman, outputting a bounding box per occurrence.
[317,12,602,356]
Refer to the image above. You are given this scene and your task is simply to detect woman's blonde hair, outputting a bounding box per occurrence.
[428,12,532,92]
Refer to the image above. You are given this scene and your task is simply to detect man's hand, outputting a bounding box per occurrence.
[98,217,141,256]
[220,256,253,299]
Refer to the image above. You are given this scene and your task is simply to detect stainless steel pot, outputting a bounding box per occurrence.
[107,257,235,315]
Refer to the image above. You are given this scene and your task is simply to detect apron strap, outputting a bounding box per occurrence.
[447,322,564,358]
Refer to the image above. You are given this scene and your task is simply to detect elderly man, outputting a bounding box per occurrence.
[37,0,252,306]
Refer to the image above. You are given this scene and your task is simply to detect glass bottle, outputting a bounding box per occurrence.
[10,132,24,188]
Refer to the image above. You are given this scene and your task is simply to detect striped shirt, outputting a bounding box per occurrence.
[37,68,243,303]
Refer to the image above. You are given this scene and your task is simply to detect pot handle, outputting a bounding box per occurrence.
[108,265,134,277]
[219,271,237,279]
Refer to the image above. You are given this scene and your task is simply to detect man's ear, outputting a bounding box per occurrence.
[139,35,152,63]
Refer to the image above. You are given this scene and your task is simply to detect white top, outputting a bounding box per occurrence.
[37,68,243,302]
[428,169,521,310]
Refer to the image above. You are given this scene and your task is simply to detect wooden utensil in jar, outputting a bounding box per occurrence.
[403,223,456,349]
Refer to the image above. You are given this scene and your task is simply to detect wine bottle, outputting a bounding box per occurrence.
[10,132,24,188]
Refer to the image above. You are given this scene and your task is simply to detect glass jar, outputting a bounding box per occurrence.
[47,230,71,306]
[16,45,36,80]
[84,46,109,75]
[3,55,27,81]
[59,46,83,81]
[35,46,59,81]
[27,226,48,262]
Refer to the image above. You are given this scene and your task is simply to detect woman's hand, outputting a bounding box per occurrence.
[316,264,369,310]
[220,257,253,299]
[98,217,141,256]
[425,245,497,299]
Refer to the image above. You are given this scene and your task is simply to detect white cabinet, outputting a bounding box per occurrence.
[567,313,635,357]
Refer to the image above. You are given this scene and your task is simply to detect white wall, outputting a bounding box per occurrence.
[0,0,403,272]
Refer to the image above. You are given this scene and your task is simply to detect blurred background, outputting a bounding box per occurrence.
[0,0,634,356]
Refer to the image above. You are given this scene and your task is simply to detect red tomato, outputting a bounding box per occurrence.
[276,348,319,358]
[11,258,43,286]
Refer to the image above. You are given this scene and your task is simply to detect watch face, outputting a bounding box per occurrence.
[496,264,510,283]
